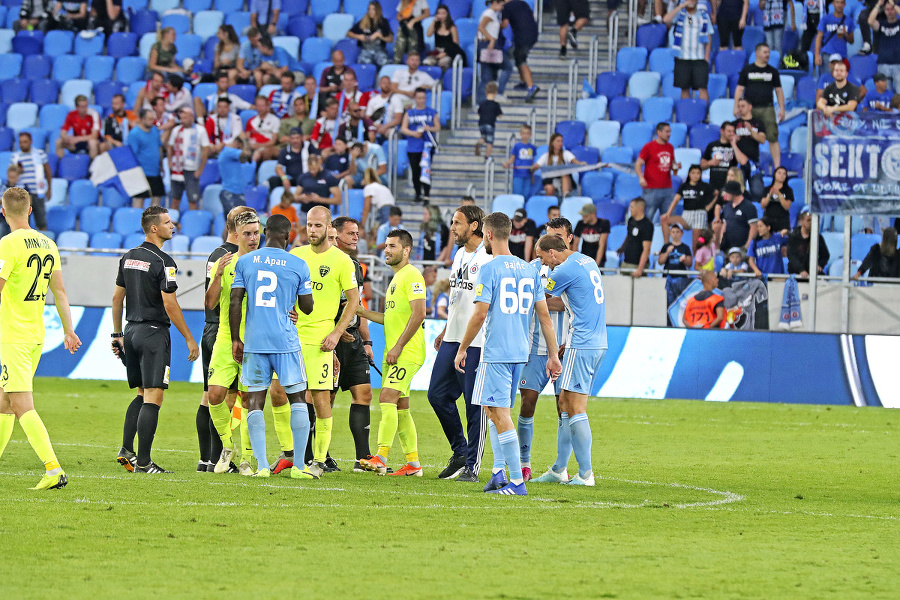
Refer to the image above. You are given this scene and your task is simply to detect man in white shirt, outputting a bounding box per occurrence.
[242,95,281,162]
[390,53,436,109]
[11,131,52,230]
[167,107,210,210]
[367,76,396,139]
[163,74,193,115]
[268,71,303,118]
[204,97,244,157]
[194,72,253,120]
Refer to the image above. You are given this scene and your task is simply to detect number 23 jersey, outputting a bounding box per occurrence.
[545,251,607,350]
[0,229,61,345]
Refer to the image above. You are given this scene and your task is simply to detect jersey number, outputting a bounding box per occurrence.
[499,277,534,314]
[590,271,604,304]
[24,254,54,302]
[388,365,407,381]
[255,270,277,307]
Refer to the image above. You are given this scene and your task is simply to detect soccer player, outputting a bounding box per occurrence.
[287,206,359,476]
[112,207,200,474]
[454,212,561,496]
[517,217,573,481]
[356,230,427,476]
[230,214,317,479]
[428,205,492,482]
[206,210,259,475]
[331,216,375,470]
[532,234,608,486]
[0,187,81,490]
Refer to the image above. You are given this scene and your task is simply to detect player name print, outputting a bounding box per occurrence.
[252,255,287,267]
[124,259,151,272]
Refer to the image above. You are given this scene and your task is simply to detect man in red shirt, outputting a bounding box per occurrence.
[635,122,680,222]
[55,95,100,159]
[242,95,280,162]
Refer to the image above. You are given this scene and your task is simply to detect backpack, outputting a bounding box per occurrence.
[781,50,809,72]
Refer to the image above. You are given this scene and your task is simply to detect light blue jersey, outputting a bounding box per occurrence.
[475,255,545,364]
[233,247,312,354]
[528,259,568,355]
[545,252,607,350]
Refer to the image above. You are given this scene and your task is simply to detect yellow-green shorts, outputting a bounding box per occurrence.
[0,343,42,393]
[302,343,334,390]
[207,337,245,392]
[382,361,422,398]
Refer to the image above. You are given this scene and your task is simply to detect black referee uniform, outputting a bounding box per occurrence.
[202,241,238,391]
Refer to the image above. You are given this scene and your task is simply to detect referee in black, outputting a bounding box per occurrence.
[112,206,199,474]
[331,216,374,472]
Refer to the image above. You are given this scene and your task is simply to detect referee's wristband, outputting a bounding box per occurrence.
[363,341,373,346]
[111,332,123,338]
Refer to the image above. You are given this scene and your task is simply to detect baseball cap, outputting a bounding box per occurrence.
[289,127,303,136]
[829,53,843,63]
[728,247,742,256]
[579,202,596,216]
[513,208,527,220]
[724,181,744,196]
[874,73,888,82]
[670,222,683,230]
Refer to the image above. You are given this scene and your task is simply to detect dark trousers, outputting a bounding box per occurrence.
[427,341,485,474]
[29,193,47,230]
[407,152,430,198]
[801,14,820,53]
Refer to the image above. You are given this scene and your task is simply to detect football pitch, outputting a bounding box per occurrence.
[0,378,898,599]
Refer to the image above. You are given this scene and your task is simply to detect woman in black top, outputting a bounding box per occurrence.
[425,5,466,69]
[348,2,394,69]
[761,166,794,233]
[662,164,715,249]
[853,227,900,280]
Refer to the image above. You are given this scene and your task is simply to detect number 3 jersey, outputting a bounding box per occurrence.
[233,247,312,354]
[0,229,61,344]
[545,251,608,350]
[474,256,545,364]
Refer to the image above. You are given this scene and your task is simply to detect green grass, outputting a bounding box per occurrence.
[1,378,898,599]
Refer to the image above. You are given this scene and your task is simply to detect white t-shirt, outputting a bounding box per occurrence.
[168,123,210,177]
[391,68,436,94]
[204,92,252,114]
[363,182,394,210]
[164,88,192,114]
[536,150,576,167]
[246,112,280,144]
[444,242,493,347]
[478,8,501,41]
[366,93,392,120]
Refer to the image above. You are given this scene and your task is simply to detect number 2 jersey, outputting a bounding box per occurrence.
[233,247,312,354]
[0,229,61,344]
[545,251,607,350]
[474,256,545,364]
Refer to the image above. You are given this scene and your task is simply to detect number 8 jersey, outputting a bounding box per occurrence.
[233,247,312,354]
[0,229,61,344]
[474,256,545,364]
[545,251,608,351]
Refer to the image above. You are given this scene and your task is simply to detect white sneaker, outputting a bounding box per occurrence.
[636,16,651,25]
[495,94,508,103]
[213,447,235,474]
[566,471,596,486]
[533,466,569,483]
[238,461,254,476]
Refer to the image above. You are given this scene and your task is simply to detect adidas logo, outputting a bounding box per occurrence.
[574,383,582,390]
[487,396,494,402]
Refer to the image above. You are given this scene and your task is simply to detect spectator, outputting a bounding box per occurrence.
[815,0,855,67]
[253,36,289,87]
[694,227,719,270]
[759,0,796,52]
[395,0,430,63]
[134,72,168,114]
[0,165,21,236]
[859,72,894,112]
[401,88,440,202]
[720,180,758,251]
[504,123,537,198]
[54,1,89,32]
[300,75,320,119]
[533,132,586,197]
[349,1,395,69]
[715,0,749,51]
[536,205,560,238]
[90,0,126,36]
[205,98,244,157]
[868,2,900,91]
[310,97,342,156]
[425,4,465,70]
[815,54,864,105]
[377,206,403,253]
[800,0,823,52]
[56,94,100,159]
[268,72,302,119]
[734,42,785,167]
[853,227,900,279]
[272,190,301,243]
[212,25,241,85]
[10,132,51,230]
[663,164,715,249]
[432,279,450,319]
[701,121,744,193]
[421,204,449,260]
[319,50,356,105]
[636,122,680,222]
[127,109,165,208]
[324,138,354,186]
[150,96,177,142]
[217,137,251,214]
[733,98,765,181]
[278,98,315,141]
[273,128,317,189]
[367,76,395,125]
[659,222,693,323]
[683,271,725,328]
[101,94,137,153]
[236,28,264,84]
[148,27,184,77]
[244,95,281,162]
[719,246,749,279]
[787,208,829,277]
[817,55,861,115]
[761,166,793,232]
[350,141,388,186]
[501,0,540,101]
[509,207,537,260]
[574,202,610,266]
[17,0,52,32]
[337,103,377,145]
[475,81,502,158]
[556,0,590,58]
[477,0,512,103]
[296,154,341,217]
[618,197,654,276]
[363,167,396,228]
[391,54,436,110]
[168,108,210,211]
[335,72,367,116]
[194,72,252,120]
[665,0,713,102]
[163,74,192,115]
[250,0,281,36]
[747,217,787,276]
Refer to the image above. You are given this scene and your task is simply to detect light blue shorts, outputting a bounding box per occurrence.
[241,351,307,393]
[519,352,562,396]
[558,348,606,395]
[473,362,524,408]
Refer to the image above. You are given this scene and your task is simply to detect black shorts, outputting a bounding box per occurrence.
[73,141,89,153]
[673,59,710,91]
[124,322,171,390]
[201,321,217,391]
[512,42,534,67]
[717,18,744,48]
[141,175,166,198]
[556,0,590,25]
[334,331,371,392]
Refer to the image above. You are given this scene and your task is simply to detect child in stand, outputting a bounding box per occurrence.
[694,228,719,271]
[720,247,749,279]
[475,81,502,158]
[503,123,537,198]
[271,190,300,244]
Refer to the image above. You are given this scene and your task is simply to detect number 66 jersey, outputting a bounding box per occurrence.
[545,251,607,351]
[233,247,312,354]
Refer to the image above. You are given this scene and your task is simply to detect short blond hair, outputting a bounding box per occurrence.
[226,205,255,233]
[2,186,31,218]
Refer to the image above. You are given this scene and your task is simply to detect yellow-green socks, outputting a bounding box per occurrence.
[271,403,294,453]
[240,407,253,465]
[313,416,332,462]
[208,401,234,450]
[376,403,398,463]
[397,409,419,467]
[0,413,14,459]
[19,410,60,473]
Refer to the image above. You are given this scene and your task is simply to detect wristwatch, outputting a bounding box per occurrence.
[363,341,373,346]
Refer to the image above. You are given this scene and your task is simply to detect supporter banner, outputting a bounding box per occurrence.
[811,110,900,214]
[28,307,900,408]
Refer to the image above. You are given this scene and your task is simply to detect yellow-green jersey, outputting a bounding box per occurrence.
[290,245,357,345]
[211,255,246,345]
[384,263,426,365]
[0,229,61,344]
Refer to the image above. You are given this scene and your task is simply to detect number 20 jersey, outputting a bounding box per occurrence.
[0,229,61,344]
[545,251,607,350]
[233,247,312,354]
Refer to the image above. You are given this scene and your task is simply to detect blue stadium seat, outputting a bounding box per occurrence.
[675,98,708,126]
[79,206,112,234]
[595,201,627,226]
[90,232,123,252]
[782,152,805,177]
[648,47,676,74]
[239,109,256,127]
[608,96,640,125]
[790,126,807,155]
[190,235,223,254]
[627,71,661,102]
[19,126,46,150]
[287,14,317,39]
[94,82,125,110]
[492,194,525,217]
[112,207,144,235]
[849,54,877,83]
[613,174,643,204]
[457,18,478,49]
[344,0,370,18]
[107,32,138,58]
[607,225,627,254]
[302,37,333,65]
[61,80,93,108]
[273,35,301,59]
[58,154,90,181]
[587,120,621,153]
[707,73,728,100]
[244,185,268,212]
[715,50,746,78]
[559,195,590,225]
[334,38,359,65]
[635,23,667,51]
[193,10,224,39]
[139,32,157,60]
[151,0,179,12]
[101,186,129,210]
[310,0,340,25]
[131,10,160,37]
[851,233,881,261]
[12,35,42,55]
[114,57,146,85]
[124,0,149,10]
[322,13,354,43]
[708,98,734,126]
[1,79,28,104]
[175,34,203,62]
[30,79,59,105]
[224,11,251,33]
[256,160,278,185]
[601,146,634,164]
[0,28,13,54]
[161,12,191,35]
[820,231,843,263]
[0,126,13,151]
[571,145,599,166]
[23,54,53,82]
[68,180,98,213]
[445,0,472,19]
[674,148,701,179]
[199,159,220,188]
[525,196,559,227]
[642,97,673,123]
[53,55,83,82]
[352,63,377,92]
[200,184,222,214]
[689,123,720,151]
[575,97,607,124]
[164,234,191,254]
[555,121,586,149]
[122,231,145,249]
[621,121,655,154]
[180,210,214,238]
[185,0,212,10]
[84,55,115,85]
[43,30,74,57]
[74,33,105,57]
[0,53,21,78]
[40,104,70,132]
[669,122,688,148]
[616,47,648,76]
[742,25,765,52]
[229,84,257,105]
[56,230,89,252]
[6,103,38,133]
[216,0,244,11]
[581,171,613,201]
